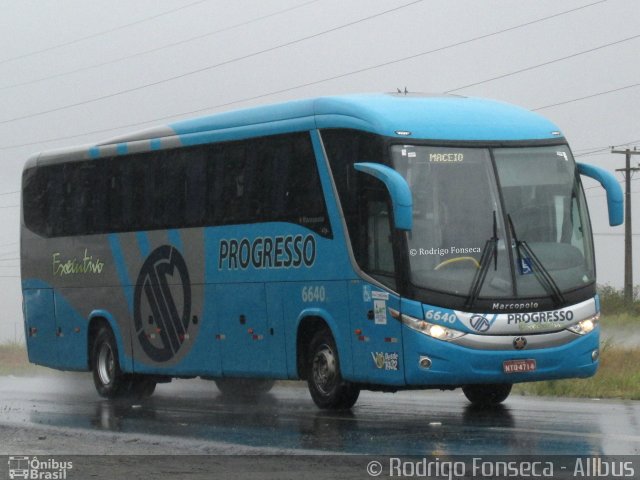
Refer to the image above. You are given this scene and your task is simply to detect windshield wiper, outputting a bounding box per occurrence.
[506,214,565,307]
[465,211,498,309]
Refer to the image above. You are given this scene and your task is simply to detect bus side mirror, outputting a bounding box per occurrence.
[354,162,413,230]
[577,162,623,226]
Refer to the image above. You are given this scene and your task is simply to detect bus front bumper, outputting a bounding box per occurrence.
[403,325,600,386]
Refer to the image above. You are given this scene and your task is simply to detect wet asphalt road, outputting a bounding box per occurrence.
[1,374,639,457]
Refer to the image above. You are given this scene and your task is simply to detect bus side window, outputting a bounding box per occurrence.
[285,137,327,229]
[359,178,396,288]
[322,129,395,287]
[46,165,65,237]
[107,157,124,232]
[206,145,224,226]
[184,148,207,227]
[136,156,156,230]
[219,146,248,225]
[22,167,46,236]
[367,199,395,276]
[154,150,186,229]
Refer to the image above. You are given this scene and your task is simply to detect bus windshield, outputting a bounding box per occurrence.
[391,144,595,305]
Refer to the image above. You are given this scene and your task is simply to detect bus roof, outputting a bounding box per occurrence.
[169,93,562,143]
[30,93,564,166]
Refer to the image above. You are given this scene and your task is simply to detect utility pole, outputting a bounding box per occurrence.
[612,147,640,305]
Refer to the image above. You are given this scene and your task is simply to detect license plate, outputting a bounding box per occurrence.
[503,359,536,374]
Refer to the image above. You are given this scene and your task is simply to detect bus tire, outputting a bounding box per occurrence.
[462,383,512,406]
[128,375,157,399]
[307,329,360,410]
[91,326,129,399]
[215,378,275,397]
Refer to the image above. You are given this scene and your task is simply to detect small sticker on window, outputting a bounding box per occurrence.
[519,258,533,275]
[372,291,389,300]
[363,285,372,302]
[374,300,387,325]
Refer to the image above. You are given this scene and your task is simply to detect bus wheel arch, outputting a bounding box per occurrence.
[296,316,330,380]
[87,315,156,400]
[296,316,360,409]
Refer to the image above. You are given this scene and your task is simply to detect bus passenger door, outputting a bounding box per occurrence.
[218,283,271,377]
[347,196,404,385]
[349,281,404,385]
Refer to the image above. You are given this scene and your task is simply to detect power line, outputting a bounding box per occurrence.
[0,0,210,66]
[0,0,322,92]
[533,82,640,111]
[574,140,640,156]
[189,0,611,114]
[585,178,640,195]
[587,188,640,199]
[0,0,425,127]
[576,149,616,158]
[446,33,640,93]
[0,0,614,151]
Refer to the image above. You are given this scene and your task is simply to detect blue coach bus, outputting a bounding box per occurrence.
[21,93,623,409]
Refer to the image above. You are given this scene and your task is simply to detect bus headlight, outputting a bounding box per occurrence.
[399,312,466,341]
[567,314,599,335]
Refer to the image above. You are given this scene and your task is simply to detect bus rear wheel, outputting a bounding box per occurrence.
[91,326,156,399]
[462,383,512,406]
[307,329,360,410]
[92,326,129,398]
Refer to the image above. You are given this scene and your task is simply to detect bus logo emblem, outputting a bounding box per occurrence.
[134,245,192,362]
[469,314,495,333]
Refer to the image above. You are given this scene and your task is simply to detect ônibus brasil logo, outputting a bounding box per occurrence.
[134,245,193,362]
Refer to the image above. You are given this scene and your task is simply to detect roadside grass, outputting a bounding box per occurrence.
[514,342,640,400]
[600,312,638,328]
[0,342,51,376]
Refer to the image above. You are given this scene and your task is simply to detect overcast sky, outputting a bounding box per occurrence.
[0,0,638,342]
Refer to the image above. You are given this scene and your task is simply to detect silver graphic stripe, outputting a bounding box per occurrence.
[450,329,584,350]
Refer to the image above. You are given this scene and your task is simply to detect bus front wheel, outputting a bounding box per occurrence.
[307,329,360,410]
[462,383,512,406]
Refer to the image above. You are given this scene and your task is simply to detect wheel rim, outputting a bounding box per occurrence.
[97,342,115,386]
[312,344,337,395]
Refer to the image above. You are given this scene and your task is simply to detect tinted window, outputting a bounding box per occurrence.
[322,129,395,287]
[22,132,331,238]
